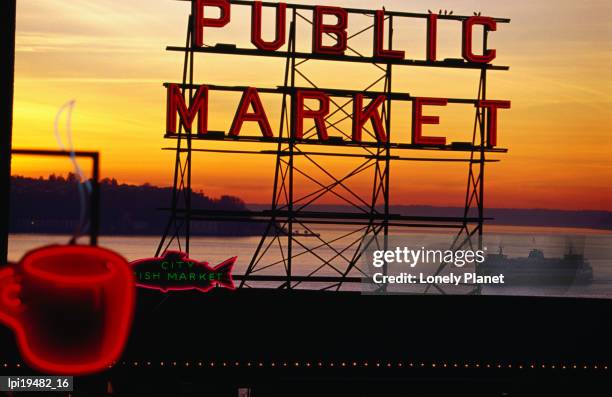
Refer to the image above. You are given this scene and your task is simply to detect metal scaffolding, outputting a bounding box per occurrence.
[157,0,509,293]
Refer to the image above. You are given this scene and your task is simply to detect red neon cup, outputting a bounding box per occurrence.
[0,245,135,374]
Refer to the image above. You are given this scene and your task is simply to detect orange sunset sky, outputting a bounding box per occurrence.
[12,0,612,210]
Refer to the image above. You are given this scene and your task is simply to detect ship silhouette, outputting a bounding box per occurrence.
[478,245,593,287]
[278,227,321,238]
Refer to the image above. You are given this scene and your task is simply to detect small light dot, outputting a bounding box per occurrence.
[198,362,202,367]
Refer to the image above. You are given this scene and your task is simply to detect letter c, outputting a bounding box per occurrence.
[373,273,383,284]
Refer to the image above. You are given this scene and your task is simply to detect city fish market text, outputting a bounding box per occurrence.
[130,251,237,293]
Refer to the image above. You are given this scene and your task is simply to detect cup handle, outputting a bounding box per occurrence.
[0,267,23,327]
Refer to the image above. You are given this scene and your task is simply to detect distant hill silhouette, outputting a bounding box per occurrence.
[247,204,612,231]
[9,174,265,236]
[10,175,612,235]
[393,205,612,230]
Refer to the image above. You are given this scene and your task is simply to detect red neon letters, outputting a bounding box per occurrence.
[295,90,330,141]
[194,0,231,48]
[166,85,511,147]
[230,87,274,137]
[251,1,286,51]
[192,3,502,65]
[477,100,511,147]
[412,97,448,146]
[176,3,510,146]
[166,84,209,135]
[353,94,387,143]
[462,16,497,63]
[426,14,438,62]
[312,6,348,55]
[373,10,405,60]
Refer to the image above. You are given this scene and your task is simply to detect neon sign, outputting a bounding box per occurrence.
[131,251,236,293]
[165,0,511,147]
[0,245,135,375]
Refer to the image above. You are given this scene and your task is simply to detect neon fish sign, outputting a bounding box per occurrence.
[131,251,236,293]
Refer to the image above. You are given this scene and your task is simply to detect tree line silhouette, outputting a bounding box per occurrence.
[9,174,265,236]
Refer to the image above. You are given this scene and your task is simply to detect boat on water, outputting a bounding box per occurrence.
[278,228,321,238]
[478,247,593,287]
